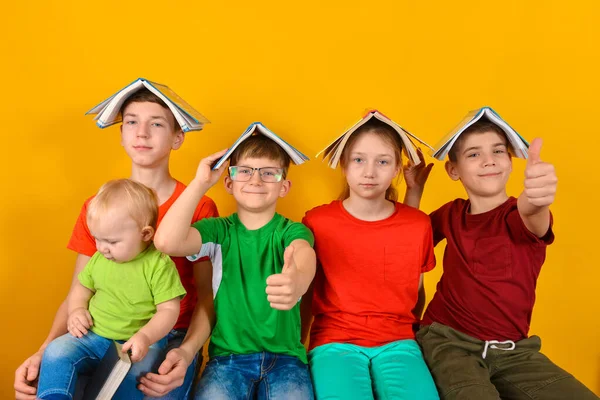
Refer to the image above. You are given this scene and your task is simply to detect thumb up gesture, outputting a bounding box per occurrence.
[266,246,300,310]
[523,138,558,208]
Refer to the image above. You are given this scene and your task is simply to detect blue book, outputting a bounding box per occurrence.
[82,341,131,400]
[212,122,309,170]
[316,109,432,169]
[86,78,209,133]
[431,107,530,160]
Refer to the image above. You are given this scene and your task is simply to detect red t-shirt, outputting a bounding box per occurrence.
[67,181,218,330]
[421,197,554,342]
[303,200,436,350]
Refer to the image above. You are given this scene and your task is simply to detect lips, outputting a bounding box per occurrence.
[133,145,152,151]
[479,172,501,177]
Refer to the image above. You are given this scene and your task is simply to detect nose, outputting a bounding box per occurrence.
[482,153,496,167]
[363,161,376,177]
[97,242,109,255]
[136,122,150,138]
[249,169,262,184]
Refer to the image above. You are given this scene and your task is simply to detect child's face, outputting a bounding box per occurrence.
[88,207,150,263]
[445,130,512,198]
[343,132,400,200]
[120,101,184,168]
[224,156,291,213]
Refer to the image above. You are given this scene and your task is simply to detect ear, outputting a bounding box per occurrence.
[224,175,234,194]
[141,226,155,242]
[172,130,185,150]
[278,179,292,198]
[445,161,461,181]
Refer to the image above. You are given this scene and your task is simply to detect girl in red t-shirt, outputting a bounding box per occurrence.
[302,117,439,399]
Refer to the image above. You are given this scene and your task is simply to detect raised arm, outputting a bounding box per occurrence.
[155,150,227,256]
[403,149,434,209]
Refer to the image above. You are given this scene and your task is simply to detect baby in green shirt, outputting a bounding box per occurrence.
[37,179,186,400]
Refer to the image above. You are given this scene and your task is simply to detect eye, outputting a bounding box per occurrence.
[378,159,389,165]
[494,149,506,154]
[124,120,136,125]
[353,157,363,163]
[238,168,252,175]
[152,122,164,128]
[467,152,479,158]
[262,170,275,176]
[108,241,118,245]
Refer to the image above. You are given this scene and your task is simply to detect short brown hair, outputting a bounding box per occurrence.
[448,121,508,162]
[339,119,404,201]
[119,88,178,131]
[229,134,292,178]
[87,179,159,229]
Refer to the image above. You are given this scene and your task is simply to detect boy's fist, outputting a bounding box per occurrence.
[524,138,557,208]
[266,246,301,310]
[122,332,151,363]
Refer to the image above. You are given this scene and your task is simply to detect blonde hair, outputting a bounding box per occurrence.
[339,119,404,201]
[87,179,159,229]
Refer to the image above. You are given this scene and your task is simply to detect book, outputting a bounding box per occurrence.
[211,122,310,170]
[86,78,209,132]
[82,341,131,400]
[431,106,529,160]
[316,110,433,169]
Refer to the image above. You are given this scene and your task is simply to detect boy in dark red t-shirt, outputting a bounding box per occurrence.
[404,121,596,399]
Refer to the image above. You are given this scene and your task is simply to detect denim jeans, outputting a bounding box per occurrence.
[194,352,314,400]
[37,330,167,400]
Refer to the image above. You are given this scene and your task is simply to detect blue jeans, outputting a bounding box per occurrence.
[37,330,167,400]
[194,352,314,400]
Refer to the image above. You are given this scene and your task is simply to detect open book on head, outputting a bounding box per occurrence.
[82,341,131,400]
[211,122,310,170]
[431,106,529,161]
[86,78,209,132]
[316,109,433,169]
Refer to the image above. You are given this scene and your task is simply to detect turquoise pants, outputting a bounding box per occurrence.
[309,339,439,400]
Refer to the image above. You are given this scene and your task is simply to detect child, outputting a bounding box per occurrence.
[301,119,439,399]
[405,121,597,399]
[154,134,317,400]
[14,88,218,400]
[37,179,186,400]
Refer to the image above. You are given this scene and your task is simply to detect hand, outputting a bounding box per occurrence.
[139,347,192,398]
[266,246,302,310]
[67,307,93,338]
[524,138,557,208]
[122,332,151,363]
[403,148,433,191]
[14,351,42,400]
[193,149,229,189]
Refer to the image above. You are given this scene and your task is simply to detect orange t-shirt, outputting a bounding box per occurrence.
[302,200,435,350]
[67,180,219,330]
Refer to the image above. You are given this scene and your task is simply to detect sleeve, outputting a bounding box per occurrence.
[149,254,187,305]
[283,221,315,248]
[421,221,436,273]
[429,202,451,246]
[66,198,97,257]
[189,196,220,263]
[77,254,97,291]
[187,217,228,262]
[506,207,555,246]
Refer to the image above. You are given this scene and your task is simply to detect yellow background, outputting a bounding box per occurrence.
[2,0,599,396]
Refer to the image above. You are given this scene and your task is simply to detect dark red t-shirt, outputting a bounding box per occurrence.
[421,197,554,342]
[67,181,218,330]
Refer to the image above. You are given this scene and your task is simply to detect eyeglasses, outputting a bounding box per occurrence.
[228,166,285,183]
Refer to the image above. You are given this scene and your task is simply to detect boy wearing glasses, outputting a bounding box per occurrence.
[155,134,317,399]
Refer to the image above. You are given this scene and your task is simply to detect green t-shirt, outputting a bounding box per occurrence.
[190,213,314,363]
[78,244,186,341]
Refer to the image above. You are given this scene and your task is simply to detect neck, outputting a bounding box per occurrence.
[342,194,395,222]
[467,190,509,214]
[130,165,177,205]
[236,205,277,230]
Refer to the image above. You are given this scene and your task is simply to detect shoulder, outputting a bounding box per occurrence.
[303,201,340,224]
